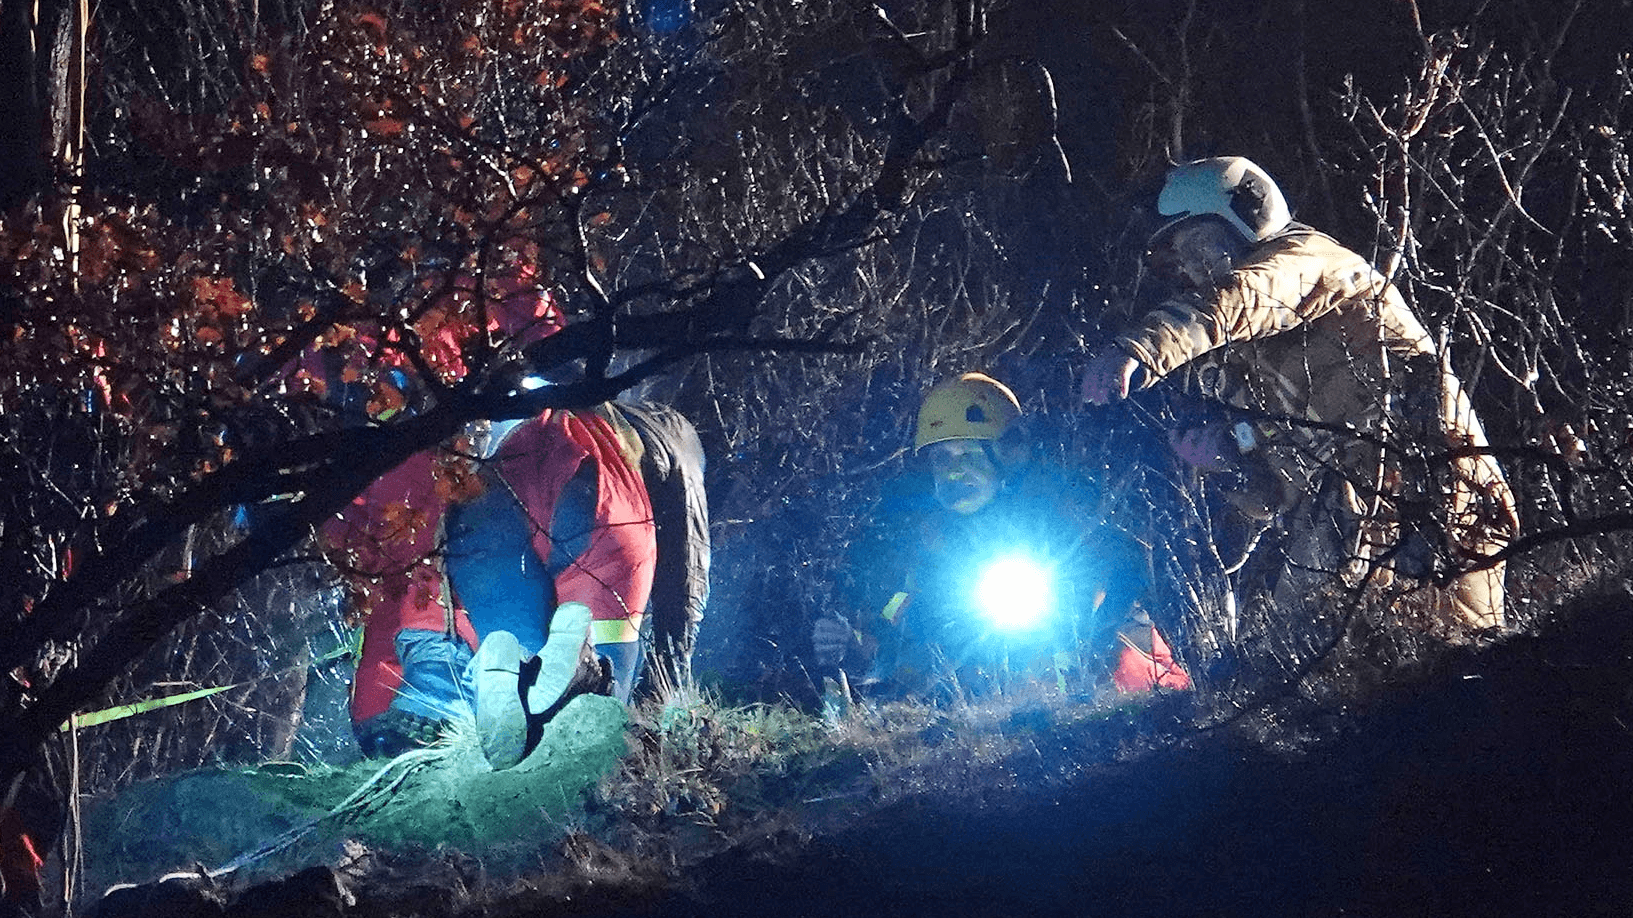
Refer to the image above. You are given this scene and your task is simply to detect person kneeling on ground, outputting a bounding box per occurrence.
[325,400,708,770]
[318,271,708,771]
[812,372,1190,701]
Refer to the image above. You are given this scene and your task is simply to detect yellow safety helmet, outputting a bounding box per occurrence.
[914,372,1022,452]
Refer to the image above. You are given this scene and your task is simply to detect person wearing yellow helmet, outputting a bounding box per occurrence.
[812,372,1190,700]
[913,372,1025,516]
[1082,156,1518,640]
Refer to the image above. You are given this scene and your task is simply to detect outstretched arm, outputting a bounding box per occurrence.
[1113,239,1344,386]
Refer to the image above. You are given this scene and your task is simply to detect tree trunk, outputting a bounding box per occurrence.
[0,0,47,210]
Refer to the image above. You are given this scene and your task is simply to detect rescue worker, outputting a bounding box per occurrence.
[812,372,1189,699]
[319,270,708,771]
[1081,156,1519,636]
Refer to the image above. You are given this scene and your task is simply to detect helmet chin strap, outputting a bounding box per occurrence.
[978,440,1007,482]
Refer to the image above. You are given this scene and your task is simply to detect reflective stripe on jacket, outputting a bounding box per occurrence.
[323,406,656,725]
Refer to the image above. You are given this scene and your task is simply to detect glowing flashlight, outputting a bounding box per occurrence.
[975,556,1052,632]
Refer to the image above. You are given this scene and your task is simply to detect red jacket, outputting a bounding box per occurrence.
[323,407,655,725]
[1111,621,1192,694]
[0,804,43,905]
[311,265,655,725]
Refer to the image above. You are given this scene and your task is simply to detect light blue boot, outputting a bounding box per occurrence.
[470,630,529,770]
[525,602,594,717]
[469,602,593,770]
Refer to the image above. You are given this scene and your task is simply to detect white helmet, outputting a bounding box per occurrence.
[1153,156,1291,244]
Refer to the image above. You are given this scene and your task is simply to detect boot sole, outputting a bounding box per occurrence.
[527,602,593,716]
[473,630,529,770]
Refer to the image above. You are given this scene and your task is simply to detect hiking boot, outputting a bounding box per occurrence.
[355,707,449,758]
[471,630,530,770]
[472,604,598,771]
[525,602,595,718]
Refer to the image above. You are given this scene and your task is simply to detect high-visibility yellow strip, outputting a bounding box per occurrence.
[591,614,642,646]
[881,592,910,624]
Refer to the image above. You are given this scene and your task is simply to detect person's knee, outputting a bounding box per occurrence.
[1450,564,1506,631]
[391,629,476,720]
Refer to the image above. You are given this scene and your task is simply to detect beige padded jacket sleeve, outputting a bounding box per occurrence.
[1114,233,1374,384]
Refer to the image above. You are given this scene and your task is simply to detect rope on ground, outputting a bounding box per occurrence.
[207,743,450,879]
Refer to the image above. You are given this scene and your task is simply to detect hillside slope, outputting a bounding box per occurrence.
[84,591,1633,918]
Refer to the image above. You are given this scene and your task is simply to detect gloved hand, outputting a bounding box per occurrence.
[1081,349,1141,405]
[811,616,856,669]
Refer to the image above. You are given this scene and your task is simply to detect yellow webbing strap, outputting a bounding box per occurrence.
[881,591,910,625]
[59,641,357,732]
[59,683,239,732]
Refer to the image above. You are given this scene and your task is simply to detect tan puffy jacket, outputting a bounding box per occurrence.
[1115,227,1518,630]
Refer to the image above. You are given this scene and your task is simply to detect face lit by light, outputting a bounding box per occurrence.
[1147,218,1248,293]
[924,439,1000,515]
[976,556,1052,632]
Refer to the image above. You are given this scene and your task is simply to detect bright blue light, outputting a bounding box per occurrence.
[975,556,1052,632]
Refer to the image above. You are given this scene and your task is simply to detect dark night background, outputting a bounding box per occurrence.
[3,0,1632,914]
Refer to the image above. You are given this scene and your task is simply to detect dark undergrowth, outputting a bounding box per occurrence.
[80,579,1633,918]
